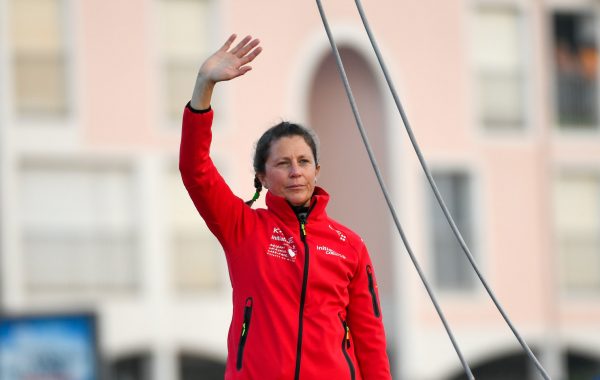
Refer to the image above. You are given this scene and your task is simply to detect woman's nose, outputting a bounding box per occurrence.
[290,162,301,176]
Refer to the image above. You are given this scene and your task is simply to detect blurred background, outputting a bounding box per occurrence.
[1,0,600,379]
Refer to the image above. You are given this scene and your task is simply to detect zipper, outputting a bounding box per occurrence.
[338,314,356,380]
[293,202,316,380]
[366,265,381,318]
[236,297,253,370]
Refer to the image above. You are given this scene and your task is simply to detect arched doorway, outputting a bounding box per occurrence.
[179,353,225,380]
[448,352,532,380]
[308,46,393,323]
[567,350,600,380]
[447,349,600,380]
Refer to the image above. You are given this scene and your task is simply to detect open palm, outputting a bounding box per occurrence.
[200,34,262,83]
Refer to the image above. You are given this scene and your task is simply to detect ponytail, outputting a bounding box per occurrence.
[245,175,263,206]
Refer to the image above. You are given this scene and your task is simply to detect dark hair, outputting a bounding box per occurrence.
[245,121,319,206]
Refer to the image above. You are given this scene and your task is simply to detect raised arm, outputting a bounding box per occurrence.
[180,34,262,251]
[191,34,262,110]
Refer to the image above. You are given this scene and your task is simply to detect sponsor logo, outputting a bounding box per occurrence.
[329,225,347,242]
[316,245,346,260]
[266,227,297,262]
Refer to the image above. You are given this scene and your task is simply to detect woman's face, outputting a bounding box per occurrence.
[258,135,320,207]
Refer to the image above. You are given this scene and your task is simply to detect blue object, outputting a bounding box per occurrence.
[0,313,99,380]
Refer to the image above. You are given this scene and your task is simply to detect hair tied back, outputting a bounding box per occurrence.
[245,175,263,207]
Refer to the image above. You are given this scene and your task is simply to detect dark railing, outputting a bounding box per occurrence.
[556,68,598,128]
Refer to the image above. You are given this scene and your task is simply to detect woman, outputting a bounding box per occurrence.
[180,34,392,380]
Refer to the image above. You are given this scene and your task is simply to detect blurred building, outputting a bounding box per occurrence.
[0,0,599,379]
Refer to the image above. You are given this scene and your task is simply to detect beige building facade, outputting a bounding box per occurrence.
[1,0,600,379]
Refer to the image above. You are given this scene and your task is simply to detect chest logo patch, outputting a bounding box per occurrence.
[266,227,297,262]
[316,245,347,260]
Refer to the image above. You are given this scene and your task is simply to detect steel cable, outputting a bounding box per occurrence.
[315,1,475,378]
[315,0,551,378]
[350,0,550,378]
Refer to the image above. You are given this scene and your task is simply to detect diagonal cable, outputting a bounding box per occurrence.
[315,1,475,379]
[349,0,551,378]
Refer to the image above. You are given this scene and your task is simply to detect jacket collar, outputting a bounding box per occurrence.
[265,186,329,225]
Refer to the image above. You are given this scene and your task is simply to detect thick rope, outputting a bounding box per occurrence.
[351,1,550,378]
[315,1,475,379]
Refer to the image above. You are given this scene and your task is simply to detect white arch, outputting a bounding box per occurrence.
[284,22,402,128]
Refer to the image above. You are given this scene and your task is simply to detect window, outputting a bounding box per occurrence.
[472,5,526,130]
[554,172,600,292]
[159,0,213,121]
[11,0,69,118]
[428,171,476,291]
[19,162,138,296]
[166,166,223,292]
[552,11,598,129]
[109,353,152,380]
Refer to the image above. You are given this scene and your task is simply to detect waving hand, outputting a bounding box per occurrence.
[191,34,262,109]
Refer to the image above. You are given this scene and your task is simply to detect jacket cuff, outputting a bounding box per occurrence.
[186,101,211,114]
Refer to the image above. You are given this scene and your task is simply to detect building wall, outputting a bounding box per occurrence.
[1,0,600,379]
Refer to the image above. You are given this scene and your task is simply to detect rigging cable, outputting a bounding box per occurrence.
[315,1,474,379]
[350,0,550,378]
[316,0,552,379]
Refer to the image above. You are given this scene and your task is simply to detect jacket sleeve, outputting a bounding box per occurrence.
[179,105,254,252]
[347,242,392,380]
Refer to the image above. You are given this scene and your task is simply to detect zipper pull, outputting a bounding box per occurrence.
[241,322,247,337]
[344,323,351,349]
[298,213,307,238]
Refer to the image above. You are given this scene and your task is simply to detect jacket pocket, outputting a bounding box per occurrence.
[338,314,356,380]
[366,265,381,318]
[236,297,253,370]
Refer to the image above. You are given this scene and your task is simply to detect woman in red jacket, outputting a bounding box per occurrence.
[180,34,392,380]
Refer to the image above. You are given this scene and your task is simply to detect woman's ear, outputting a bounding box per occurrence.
[257,173,268,189]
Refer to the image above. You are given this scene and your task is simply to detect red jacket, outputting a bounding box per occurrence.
[180,106,391,380]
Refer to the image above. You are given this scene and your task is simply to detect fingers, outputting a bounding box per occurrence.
[220,34,237,52]
[236,38,260,58]
[214,33,261,81]
[240,46,262,65]
[230,35,253,55]
[223,34,262,61]
[238,66,252,76]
